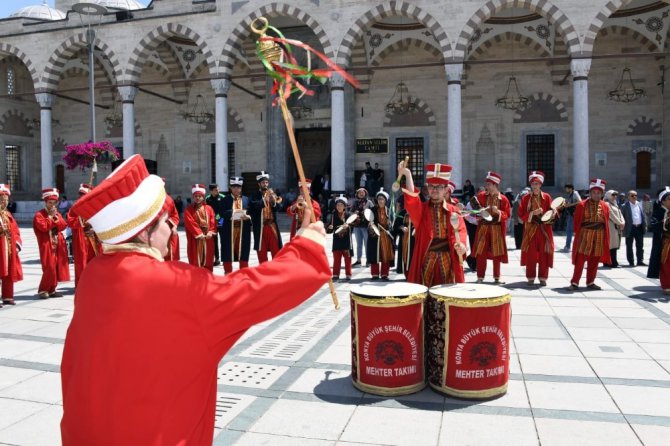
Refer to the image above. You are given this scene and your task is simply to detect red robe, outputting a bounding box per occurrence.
[33,209,70,292]
[518,192,555,268]
[473,191,510,263]
[287,199,322,239]
[164,195,180,261]
[61,235,330,445]
[572,199,611,265]
[0,209,23,282]
[184,203,216,270]
[67,209,101,287]
[403,188,467,285]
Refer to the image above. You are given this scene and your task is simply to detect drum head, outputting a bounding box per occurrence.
[352,283,427,299]
[345,214,358,224]
[363,208,374,222]
[551,196,565,209]
[540,210,554,222]
[371,225,380,236]
[429,283,508,300]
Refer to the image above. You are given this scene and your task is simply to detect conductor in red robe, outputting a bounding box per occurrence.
[0,184,22,307]
[287,179,322,240]
[67,184,101,287]
[184,184,216,271]
[33,188,70,298]
[399,162,467,286]
[518,171,555,286]
[60,154,330,445]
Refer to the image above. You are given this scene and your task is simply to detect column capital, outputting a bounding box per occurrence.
[117,85,138,103]
[35,92,55,109]
[570,58,592,79]
[211,78,231,96]
[329,73,346,89]
[445,63,464,83]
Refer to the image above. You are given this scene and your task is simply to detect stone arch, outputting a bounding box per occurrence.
[0,109,34,137]
[469,31,551,60]
[370,38,443,67]
[596,25,660,52]
[220,3,333,77]
[383,98,435,127]
[454,0,580,60]
[125,23,217,84]
[627,116,661,136]
[202,107,245,133]
[105,119,142,138]
[585,0,633,53]
[61,53,117,104]
[336,1,450,67]
[41,34,122,91]
[0,43,39,89]
[513,93,568,123]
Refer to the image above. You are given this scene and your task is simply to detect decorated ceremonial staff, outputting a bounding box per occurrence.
[0,184,22,307]
[366,188,396,280]
[67,184,102,287]
[647,187,670,295]
[518,171,555,287]
[220,177,252,274]
[398,162,467,286]
[33,188,70,298]
[569,178,611,291]
[249,171,283,263]
[184,184,217,271]
[163,180,181,261]
[327,194,354,281]
[473,171,510,285]
[287,179,322,240]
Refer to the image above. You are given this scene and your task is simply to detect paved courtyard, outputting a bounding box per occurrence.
[1,223,669,446]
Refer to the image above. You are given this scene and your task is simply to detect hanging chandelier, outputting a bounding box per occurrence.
[104,99,123,127]
[180,94,214,124]
[609,67,645,103]
[495,77,529,110]
[385,82,417,115]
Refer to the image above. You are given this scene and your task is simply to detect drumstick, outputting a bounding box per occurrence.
[449,213,463,265]
[391,156,410,192]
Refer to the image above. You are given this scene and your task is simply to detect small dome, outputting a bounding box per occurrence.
[92,0,145,10]
[10,1,66,21]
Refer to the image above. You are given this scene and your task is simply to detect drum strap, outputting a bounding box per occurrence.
[581,222,604,230]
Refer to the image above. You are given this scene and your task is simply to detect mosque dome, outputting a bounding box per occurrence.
[9,1,66,21]
[92,0,145,10]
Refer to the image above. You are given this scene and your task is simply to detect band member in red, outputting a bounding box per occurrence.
[569,178,611,290]
[67,184,101,287]
[184,184,216,271]
[287,179,322,240]
[163,181,180,261]
[221,177,252,274]
[61,154,330,445]
[250,171,283,263]
[0,184,22,307]
[327,194,353,280]
[647,187,670,295]
[446,180,460,206]
[33,188,70,298]
[399,162,467,286]
[518,171,555,286]
[473,171,510,284]
[367,188,396,280]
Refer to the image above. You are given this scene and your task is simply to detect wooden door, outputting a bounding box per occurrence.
[636,151,651,189]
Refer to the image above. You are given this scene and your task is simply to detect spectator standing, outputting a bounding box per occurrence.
[562,184,581,251]
[604,190,625,268]
[352,188,373,266]
[622,190,647,266]
[462,179,475,203]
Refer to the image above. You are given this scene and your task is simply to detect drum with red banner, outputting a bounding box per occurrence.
[426,284,511,399]
[350,283,427,396]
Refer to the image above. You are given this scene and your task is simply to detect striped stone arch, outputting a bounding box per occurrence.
[124,23,217,84]
[61,55,116,104]
[627,116,661,136]
[383,98,435,127]
[370,38,443,67]
[595,25,660,52]
[202,107,245,133]
[0,109,34,137]
[454,0,581,61]
[0,43,39,88]
[220,3,333,77]
[469,31,551,60]
[513,93,568,123]
[41,34,122,91]
[336,1,450,67]
[584,0,634,54]
[105,119,142,138]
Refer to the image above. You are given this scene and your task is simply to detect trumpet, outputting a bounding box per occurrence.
[263,188,283,204]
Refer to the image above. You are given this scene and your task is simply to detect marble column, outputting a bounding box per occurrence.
[445,63,464,188]
[118,85,138,157]
[330,73,346,193]
[211,78,231,188]
[35,92,54,188]
[571,58,592,190]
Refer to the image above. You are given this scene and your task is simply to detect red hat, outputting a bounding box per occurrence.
[42,188,59,201]
[485,171,502,185]
[0,184,10,196]
[528,171,544,185]
[589,178,607,191]
[299,179,312,189]
[191,184,206,196]
[447,180,456,194]
[79,183,93,195]
[425,163,452,185]
[70,154,167,245]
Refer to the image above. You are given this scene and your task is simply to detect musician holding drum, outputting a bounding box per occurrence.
[397,161,467,286]
[647,187,670,295]
[366,189,396,280]
[249,171,283,263]
[517,171,556,287]
[327,194,355,281]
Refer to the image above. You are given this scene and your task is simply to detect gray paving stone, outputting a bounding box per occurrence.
[439,412,539,446]
[534,418,642,446]
[340,406,441,445]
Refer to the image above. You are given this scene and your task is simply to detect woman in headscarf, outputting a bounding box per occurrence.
[604,189,625,268]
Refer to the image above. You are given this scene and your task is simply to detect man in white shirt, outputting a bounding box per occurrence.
[621,190,647,266]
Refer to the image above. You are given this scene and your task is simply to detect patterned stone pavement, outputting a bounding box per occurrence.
[1,222,669,446]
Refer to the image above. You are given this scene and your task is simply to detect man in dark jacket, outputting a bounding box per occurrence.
[205,184,225,266]
[621,190,647,266]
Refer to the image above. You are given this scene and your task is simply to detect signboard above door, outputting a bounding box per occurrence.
[356,138,388,154]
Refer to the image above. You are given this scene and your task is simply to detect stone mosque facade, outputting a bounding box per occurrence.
[0,0,669,204]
